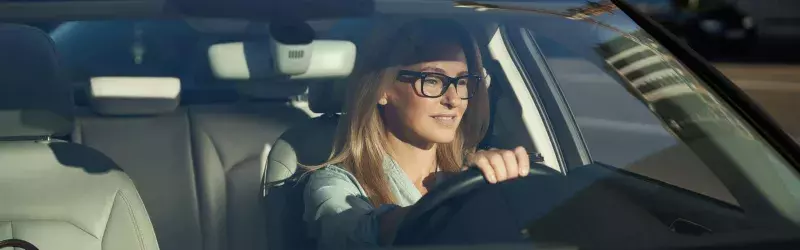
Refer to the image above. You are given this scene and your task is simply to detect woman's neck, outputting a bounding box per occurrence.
[385,131,437,185]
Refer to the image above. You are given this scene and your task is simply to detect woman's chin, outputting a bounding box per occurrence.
[421,131,457,144]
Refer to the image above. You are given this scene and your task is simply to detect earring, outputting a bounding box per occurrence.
[378,98,387,105]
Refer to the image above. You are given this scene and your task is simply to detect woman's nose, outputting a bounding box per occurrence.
[441,85,462,108]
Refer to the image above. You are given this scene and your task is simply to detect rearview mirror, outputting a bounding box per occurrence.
[208,39,356,80]
[209,20,356,81]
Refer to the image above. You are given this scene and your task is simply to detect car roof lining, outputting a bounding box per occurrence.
[0,0,581,22]
[0,0,373,22]
[0,0,167,22]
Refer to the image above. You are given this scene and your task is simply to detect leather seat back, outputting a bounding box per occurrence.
[74,49,313,250]
[0,23,159,250]
[263,80,344,250]
[189,82,310,250]
[73,77,201,250]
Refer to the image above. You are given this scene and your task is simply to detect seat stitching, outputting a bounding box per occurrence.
[266,159,294,183]
[203,131,227,172]
[101,190,119,245]
[197,128,228,249]
[274,160,293,174]
[188,111,214,248]
[262,160,298,189]
[229,155,261,173]
[5,219,100,239]
[127,181,160,246]
[118,190,146,250]
[69,220,99,239]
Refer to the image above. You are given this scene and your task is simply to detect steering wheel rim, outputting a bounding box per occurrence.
[0,239,39,250]
[393,167,488,245]
[392,163,560,245]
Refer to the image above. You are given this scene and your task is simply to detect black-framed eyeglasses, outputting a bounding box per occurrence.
[396,70,482,100]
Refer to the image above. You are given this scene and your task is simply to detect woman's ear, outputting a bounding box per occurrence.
[378,93,388,105]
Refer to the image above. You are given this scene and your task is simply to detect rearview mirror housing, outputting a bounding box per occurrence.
[208,39,356,80]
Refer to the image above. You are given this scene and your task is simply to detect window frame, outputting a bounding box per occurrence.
[502,24,593,171]
[484,26,564,173]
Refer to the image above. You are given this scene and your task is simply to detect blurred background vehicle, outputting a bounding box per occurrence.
[735,0,800,41]
[627,0,800,147]
[629,0,756,59]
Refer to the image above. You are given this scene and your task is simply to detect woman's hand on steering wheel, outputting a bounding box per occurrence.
[466,146,530,184]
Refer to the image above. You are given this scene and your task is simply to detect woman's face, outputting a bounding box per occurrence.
[381,46,469,147]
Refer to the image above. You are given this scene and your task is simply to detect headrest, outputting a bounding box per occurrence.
[208,39,356,80]
[0,24,73,138]
[89,77,181,116]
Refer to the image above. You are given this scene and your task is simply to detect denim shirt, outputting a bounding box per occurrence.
[303,156,435,250]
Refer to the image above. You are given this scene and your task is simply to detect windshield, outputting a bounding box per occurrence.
[2,0,799,249]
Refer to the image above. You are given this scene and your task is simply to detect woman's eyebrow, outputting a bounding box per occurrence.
[420,66,446,74]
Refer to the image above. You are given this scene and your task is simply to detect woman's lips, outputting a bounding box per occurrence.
[431,115,457,126]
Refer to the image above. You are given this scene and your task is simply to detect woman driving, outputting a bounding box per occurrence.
[304,19,531,249]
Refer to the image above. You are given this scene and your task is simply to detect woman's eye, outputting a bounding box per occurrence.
[423,78,440,85]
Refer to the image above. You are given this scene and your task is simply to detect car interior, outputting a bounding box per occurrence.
[0,15,540,249]
[2,1,800,249]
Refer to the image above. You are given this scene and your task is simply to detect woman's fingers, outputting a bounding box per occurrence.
[501,150,519,179]
[514,146,530,177]
[488,152,508,182]
[473,155,497,183]
[469,147,531,184]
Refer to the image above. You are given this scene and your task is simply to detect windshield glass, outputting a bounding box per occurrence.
[520,3,748,201]
[4,0,799,249]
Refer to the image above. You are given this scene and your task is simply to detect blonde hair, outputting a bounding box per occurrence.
[316,19,489,206]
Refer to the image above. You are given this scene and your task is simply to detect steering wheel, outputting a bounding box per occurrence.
[0,239,38,250]
[392,167,488,245]
[392,163,560,245]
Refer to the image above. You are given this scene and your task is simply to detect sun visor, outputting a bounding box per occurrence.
[209,39,356,81]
